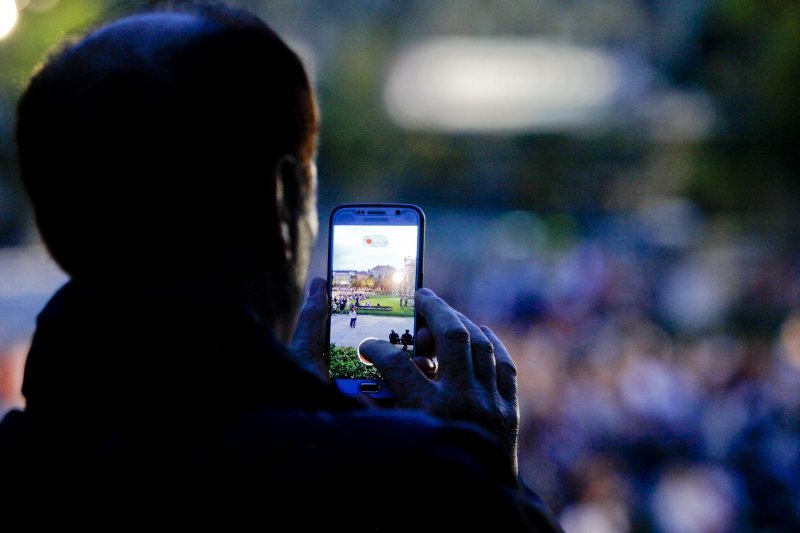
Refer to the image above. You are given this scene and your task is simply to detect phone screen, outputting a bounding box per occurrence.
[326,205,424,394]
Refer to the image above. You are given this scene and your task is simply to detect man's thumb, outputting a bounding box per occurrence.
[358,338,429,396]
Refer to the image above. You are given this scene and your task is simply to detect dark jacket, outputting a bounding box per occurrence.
[0,281,561,531]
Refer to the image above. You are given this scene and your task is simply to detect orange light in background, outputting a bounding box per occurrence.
[779,314,800,370]
[0,342,27,413]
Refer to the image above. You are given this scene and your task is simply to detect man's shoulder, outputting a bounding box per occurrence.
[0,409,29,451]
[230,405,490,447]
[222,406,559,530]
[225,406,514,482]
[0,406,560,530]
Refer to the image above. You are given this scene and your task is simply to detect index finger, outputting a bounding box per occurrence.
[414,288,473,384]
[289,276,329,381]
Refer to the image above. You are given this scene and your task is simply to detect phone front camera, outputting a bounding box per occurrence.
[395,209,401,215]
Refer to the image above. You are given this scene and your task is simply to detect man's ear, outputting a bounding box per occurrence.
[274,154,299,266]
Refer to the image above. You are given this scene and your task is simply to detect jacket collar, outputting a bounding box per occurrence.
[22,279,357,429]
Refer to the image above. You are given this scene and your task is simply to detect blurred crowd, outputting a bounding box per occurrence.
[424,204,800,531]
[513,309,800,531]
[2,202,799,531]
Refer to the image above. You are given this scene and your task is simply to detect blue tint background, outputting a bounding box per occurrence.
[1,1,798,530]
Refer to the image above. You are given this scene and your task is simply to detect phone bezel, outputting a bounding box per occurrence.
[325,203,425,398]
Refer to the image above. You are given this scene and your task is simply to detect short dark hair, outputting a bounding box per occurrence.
[16,2,318,280]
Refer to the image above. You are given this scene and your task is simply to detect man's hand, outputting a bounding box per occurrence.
[289,276,329,382]
[359,288,520,475]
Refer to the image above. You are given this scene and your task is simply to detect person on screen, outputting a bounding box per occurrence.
[349,305,358,328]
[389,329,400,345]
[401,329,414,351]
[0,1,562,530]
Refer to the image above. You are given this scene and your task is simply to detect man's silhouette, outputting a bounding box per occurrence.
[0,2,561,530]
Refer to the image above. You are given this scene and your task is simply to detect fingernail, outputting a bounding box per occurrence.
[357,337,379,361]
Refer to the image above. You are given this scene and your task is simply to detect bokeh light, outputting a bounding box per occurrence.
[0,0,18,40]
[384,38,621,132]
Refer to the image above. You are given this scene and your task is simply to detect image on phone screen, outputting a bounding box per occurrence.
[326,205,424,396]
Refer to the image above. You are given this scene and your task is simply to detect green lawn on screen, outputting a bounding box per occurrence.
[337,294,413,317]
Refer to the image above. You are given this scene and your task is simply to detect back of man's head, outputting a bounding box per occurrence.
[16,2,318,281]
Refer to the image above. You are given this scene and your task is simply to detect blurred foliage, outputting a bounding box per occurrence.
[0,1,108,246]
[703,0,800,139]
[0,0,798,244]
[0,3,104,92]
[688,0,800,215]
[303,0,800,218]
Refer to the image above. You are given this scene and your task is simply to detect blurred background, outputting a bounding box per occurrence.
[1,0,799,530]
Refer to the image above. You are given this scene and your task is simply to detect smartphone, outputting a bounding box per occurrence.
[325,203,425,399]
